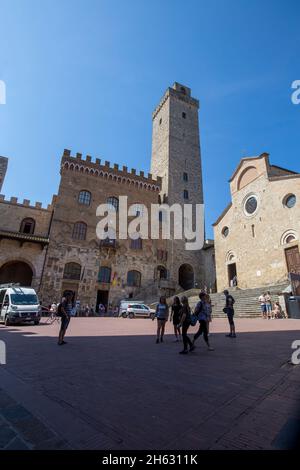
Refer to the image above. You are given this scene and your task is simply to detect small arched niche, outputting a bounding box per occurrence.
[237,166,259,191]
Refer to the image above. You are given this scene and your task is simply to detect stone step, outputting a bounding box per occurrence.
[163,282,289,319]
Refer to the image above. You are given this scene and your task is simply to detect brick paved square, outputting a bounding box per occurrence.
[0,318,300,449]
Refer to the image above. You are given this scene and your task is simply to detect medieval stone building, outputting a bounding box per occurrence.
[0,194,53,291]
[213,153,300,292]
[0,83,216,309]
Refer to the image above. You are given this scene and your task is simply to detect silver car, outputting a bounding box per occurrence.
[122,303,156,319]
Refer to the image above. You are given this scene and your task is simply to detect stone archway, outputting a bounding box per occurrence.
[0,261,33,286]
[178,264,194,290]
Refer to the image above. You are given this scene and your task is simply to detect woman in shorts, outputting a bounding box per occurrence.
[170,296,182,342]
[154,296,169,343]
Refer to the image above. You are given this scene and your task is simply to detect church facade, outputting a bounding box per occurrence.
[0,83,216,309]
[213,153,300,292]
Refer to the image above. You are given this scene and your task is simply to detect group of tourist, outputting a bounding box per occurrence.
[54,290,237,349]
[49,301,95,317]
[258,292,287,319]
[153,289,236,354]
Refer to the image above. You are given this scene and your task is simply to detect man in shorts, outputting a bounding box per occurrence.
[259,293,267,319]
[58,293,73,345]
[223,290,236,338]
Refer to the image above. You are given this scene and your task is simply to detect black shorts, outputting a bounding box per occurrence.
[60,317,70,331]
[227,310,234,325]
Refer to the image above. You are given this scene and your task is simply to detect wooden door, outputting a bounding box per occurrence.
[285,245,300,274]
[285,246,300,295]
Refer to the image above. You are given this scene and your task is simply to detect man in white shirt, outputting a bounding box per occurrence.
[259,293,267,319]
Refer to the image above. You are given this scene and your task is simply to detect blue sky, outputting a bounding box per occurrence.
[0,0,299,238]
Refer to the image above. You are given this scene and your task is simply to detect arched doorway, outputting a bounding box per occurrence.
[178,264,194,290]
[0,261,33,286]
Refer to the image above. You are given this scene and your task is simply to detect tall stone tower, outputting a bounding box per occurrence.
[0,156,8,192]
[151,83,204,290]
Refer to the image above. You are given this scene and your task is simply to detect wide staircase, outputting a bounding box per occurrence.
[149,283,289,318]
[186,283,289,318]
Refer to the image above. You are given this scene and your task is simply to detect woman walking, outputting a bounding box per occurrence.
[154,296,169,343]
[205,294,213,335]
[193,292,214,350]
[170,296,182,342]
[178,296,194,354]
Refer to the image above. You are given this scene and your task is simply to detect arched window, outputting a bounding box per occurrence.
[72,222,87,240]
[20,218,35,235]
[157,265,167,280]
[78,190,91,206]
[222,226,229,238]
[98,266,111,283]
[281,230,297,245]
[226,251,236,263]
[63,262,81,280]
[107,196,119,212]
[127,270,141,287]
[286,235,296,244]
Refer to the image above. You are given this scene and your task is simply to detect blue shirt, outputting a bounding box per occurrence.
[156,303,169,320]
[194,300,207,321]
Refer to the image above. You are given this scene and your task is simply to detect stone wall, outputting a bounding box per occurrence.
[0,195,53,235]
[0,196,53,292]
[39,152,167,307]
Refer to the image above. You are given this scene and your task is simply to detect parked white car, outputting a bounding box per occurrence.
[118,300,144,317]
[121,303,156,319]
[0,284,41,326]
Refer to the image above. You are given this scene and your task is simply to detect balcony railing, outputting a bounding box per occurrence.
[158,278,176,289]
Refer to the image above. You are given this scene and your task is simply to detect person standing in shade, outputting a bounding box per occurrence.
[153,296,169,343]
[223,290,236,338]
[192,292,214,350]
[58,293,73,345]
[170,296,182,342]
[178,296,194,354]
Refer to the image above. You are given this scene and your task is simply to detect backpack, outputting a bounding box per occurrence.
[56,303,63,317]
[189,300,203,326]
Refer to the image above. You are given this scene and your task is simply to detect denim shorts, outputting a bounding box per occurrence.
[60,317,70,331]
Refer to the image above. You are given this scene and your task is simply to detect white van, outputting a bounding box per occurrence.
[0,285,41,326]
